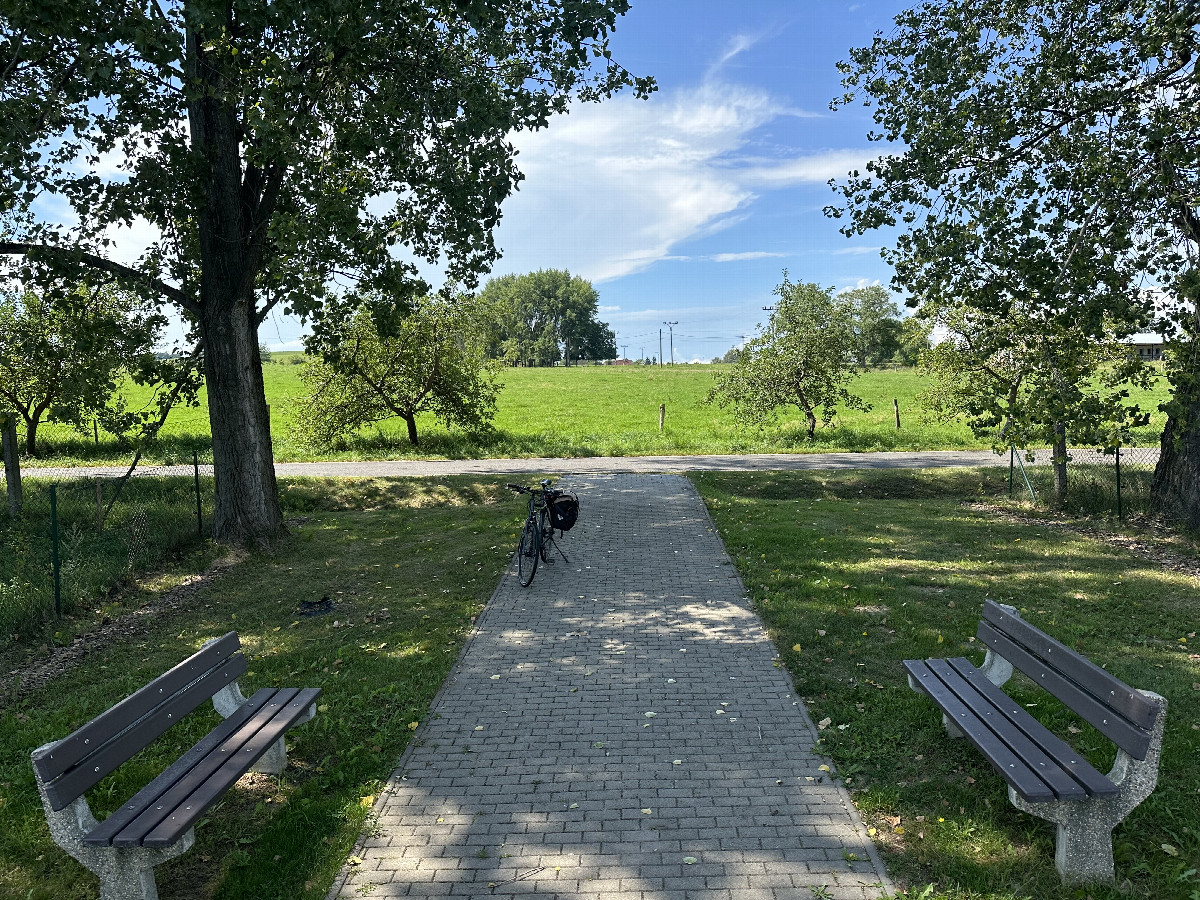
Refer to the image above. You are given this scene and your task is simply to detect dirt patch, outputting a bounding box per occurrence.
[0,549,246,706]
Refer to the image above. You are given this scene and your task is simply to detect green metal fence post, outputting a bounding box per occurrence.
[50,484,61,617]
[193,450,203,537]
[1115,445,1122,521]
[1009,445,1015,497]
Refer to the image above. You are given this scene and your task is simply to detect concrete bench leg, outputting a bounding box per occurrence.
[1008,690,1167,884]
[211,681,317,774]
[32,762,193,900]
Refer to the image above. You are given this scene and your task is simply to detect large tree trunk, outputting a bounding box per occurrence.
[1052,423,1068,510]
[190,27,283,548]
[1151,396,1200,529]
[2,417,21,516]
[404,413,419,446]
[200,294,283,547]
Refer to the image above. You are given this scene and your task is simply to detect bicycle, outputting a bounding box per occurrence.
[505,480,578,586]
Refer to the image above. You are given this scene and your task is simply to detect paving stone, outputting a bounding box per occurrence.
[327,474,893,899]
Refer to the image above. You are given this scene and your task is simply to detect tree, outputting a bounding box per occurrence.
[718,345,743,364]
[0,2,652,546]
[298,297,500,448]
[0,283,165,455]
[895,315,932,367]
[841,284,902,368]
[706,273,868,438]
[918,302,1150,506]
[1,407,19,517]
[828,0,1200,525]
[479,269,617,365]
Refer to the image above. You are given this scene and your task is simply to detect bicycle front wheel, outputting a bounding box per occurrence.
[517,516,540,586]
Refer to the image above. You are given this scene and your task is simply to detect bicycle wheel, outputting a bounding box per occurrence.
[537,506,552,562]
[517,516,540,586]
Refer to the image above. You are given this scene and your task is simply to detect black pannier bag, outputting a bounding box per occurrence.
[550,492,579,532]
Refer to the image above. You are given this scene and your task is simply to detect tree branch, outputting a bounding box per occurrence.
[0,242,200,315]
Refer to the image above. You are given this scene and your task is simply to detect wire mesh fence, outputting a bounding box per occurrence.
[1007,444,1160,518]
[0,452,214,640]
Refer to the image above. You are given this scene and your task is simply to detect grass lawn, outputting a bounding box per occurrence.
[20,362,1173,467]
[0,476,527,900]
[693,468,1200,899]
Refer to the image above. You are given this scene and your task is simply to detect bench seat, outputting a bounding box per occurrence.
[904,657,1116,801]
[84,686,320,848]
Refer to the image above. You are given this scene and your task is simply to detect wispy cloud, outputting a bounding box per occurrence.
[491,82,873,283]
[742,149,884,186]
[833,246,881,256]
[709,251,787,262]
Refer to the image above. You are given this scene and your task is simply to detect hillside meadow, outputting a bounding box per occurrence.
[23,357,1172,466]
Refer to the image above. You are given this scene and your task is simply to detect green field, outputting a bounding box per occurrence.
[22,359,1172,466]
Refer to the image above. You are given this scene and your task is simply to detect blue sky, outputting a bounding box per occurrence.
[458,0,912,363]
[124,2,911,358]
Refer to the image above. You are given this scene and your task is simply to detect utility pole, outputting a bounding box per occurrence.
[658,329,663,367]
[663,321,678,365]
[621,345,627,362]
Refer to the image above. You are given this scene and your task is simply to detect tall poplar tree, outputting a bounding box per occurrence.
[0,0,652,546]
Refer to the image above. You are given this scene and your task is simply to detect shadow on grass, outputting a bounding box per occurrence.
[694,467,1200,899]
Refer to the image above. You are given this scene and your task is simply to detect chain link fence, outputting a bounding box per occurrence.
[1007,444,1160,518]
[0,453,214,640]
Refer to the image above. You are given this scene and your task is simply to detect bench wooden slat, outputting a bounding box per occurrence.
[32,632,241,784]
[82,688,276,847]
[140,687,320,848]
[41,654,248,812]
[904,659,1057,801]
[945,658,1117,797]
[982,601,1158,730]
[977,621,1152,759]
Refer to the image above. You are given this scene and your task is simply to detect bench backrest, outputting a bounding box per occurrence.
[31,632,246,811]
[977,601,1160,759]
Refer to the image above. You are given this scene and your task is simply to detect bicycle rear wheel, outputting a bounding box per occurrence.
[537,507,552,562]
[517,516,540,586]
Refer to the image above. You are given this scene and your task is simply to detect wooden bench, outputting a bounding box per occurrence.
[904,600,1167,885]
[31,632,320,900]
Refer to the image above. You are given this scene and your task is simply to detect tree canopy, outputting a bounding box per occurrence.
[478,269,617,365]
[0,0,652,544]
[0,283,167,455]
[829,0,1200,524]
[706,273,868,438]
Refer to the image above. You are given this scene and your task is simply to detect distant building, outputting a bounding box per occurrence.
[611,358,634,366]
[1128,334,1164,361]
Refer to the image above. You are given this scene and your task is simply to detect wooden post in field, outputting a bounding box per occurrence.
[659,404,665,432]
[893,399,901,429]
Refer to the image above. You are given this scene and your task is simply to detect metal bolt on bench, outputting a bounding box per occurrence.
[30,632,320,900]
[905,600,1167,885]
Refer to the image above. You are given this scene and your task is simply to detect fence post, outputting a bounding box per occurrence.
[659,404,665,432]
[193,450,203,537]
[1009,445,1015,497]
[50,484,61,618]
[893,398,901,429]
[1115,445,1122,521]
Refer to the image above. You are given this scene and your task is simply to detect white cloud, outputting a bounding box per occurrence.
[833,246,881,256]
[709,251,787,262]
[491,82,870,283]
[742,149,884,186]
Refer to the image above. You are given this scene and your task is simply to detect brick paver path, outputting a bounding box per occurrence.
[328,474,893,899]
